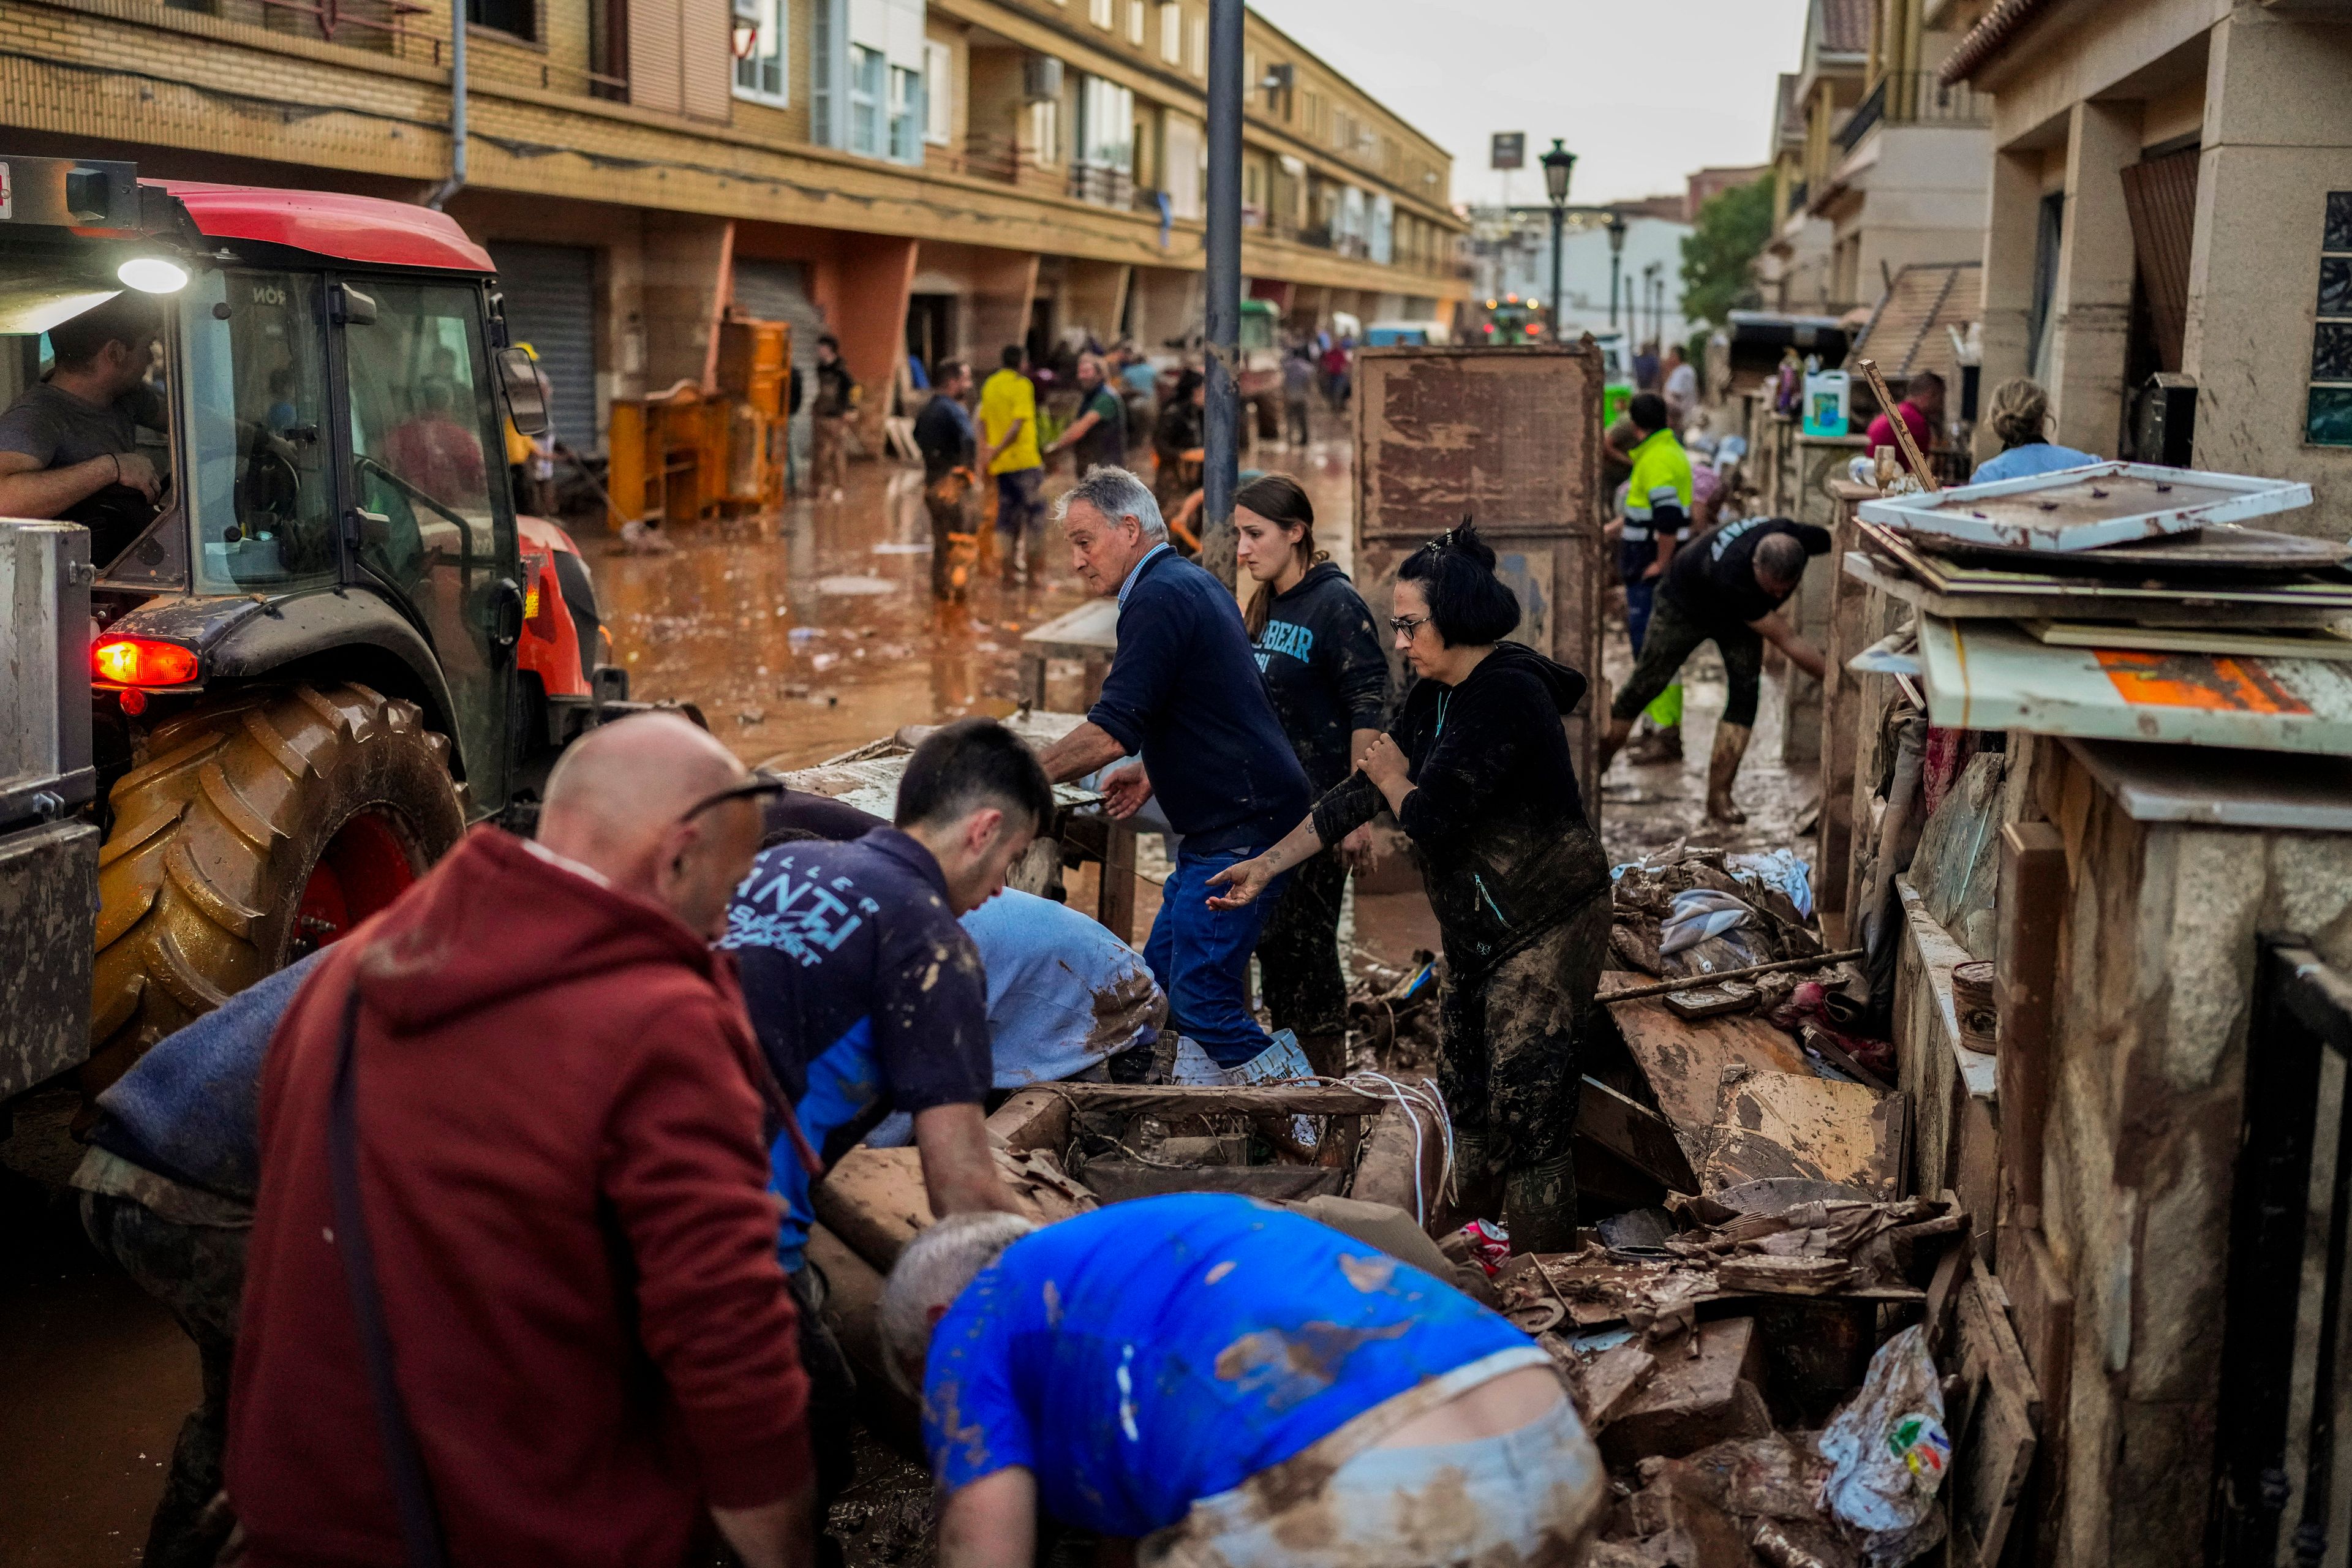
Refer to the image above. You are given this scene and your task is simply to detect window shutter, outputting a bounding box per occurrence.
[628,0,684,113]
[682,0,733,119]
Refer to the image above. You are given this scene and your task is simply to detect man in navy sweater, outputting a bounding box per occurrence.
[1036,466,1311,1072]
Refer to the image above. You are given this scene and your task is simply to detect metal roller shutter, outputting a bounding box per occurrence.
[488,243,600,456]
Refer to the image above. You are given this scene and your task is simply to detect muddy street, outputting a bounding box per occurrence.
[0,417,1814,1566]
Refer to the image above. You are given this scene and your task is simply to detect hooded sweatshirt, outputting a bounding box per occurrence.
[1310,642,1609,979]
[1251,561,1390,793]
[225,827,810,1568]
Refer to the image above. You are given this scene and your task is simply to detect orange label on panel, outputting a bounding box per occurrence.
[2095,649,2312,714]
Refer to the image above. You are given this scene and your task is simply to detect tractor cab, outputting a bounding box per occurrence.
[0,156,573,821]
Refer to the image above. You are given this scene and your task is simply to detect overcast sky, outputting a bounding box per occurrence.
[1248,0,1810,208]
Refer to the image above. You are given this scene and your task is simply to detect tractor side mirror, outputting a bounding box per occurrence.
[498,346,551,438]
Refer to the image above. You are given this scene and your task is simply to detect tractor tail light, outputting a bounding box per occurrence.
[93,636,199,687]
[524,556,562,641]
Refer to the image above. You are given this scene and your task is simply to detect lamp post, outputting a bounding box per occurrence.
[1605,209,1628,329]
[1642,262,1661,350]
[1539,139,1575,344]
[1201,0,1243,586]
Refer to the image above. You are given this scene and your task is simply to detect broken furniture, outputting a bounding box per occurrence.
[606,316,793,528]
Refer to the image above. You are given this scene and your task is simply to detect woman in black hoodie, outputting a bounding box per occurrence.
[1210,524,1608,1251]
[1234,474,1390,1077]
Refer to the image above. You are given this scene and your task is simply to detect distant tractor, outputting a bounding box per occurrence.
[0,156,649,1109]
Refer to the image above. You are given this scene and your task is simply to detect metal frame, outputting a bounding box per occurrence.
[1858,461,2313,552]
[2212,937,2352,1568]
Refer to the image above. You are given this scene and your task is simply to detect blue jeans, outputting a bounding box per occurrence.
[1145,846,1287,1068]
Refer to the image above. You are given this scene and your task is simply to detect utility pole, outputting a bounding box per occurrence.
[1200,0,1243,588]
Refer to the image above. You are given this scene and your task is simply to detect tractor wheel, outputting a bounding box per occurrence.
[85,682,464,1096]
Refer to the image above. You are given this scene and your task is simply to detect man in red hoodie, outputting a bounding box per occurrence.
[226,712,814,1568]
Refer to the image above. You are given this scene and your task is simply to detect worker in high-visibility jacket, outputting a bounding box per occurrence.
[1611,391,1694,763]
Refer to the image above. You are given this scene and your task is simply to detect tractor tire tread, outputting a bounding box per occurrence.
[86,682,464,1098]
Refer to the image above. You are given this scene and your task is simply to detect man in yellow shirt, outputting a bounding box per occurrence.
[978,345,1044,586]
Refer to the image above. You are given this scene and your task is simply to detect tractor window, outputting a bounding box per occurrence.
[342,279,514,809]
[184,268,339,593]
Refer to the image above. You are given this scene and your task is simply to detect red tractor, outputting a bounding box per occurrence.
[0,156,646,1099]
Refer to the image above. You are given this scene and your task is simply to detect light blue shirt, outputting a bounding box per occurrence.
[1117,541,1170,608]
[1970,443,2101,484]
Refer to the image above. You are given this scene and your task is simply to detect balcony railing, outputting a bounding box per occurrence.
[1836,72,1991,152]
[1066,164,1136,210]
[931,135,1065,197]
[168,0,440,63]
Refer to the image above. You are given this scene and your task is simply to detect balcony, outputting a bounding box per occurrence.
[1836,72,1991,153]
[1066,164,1136,210]
[164,0,630,95]
[931,135,1066,197]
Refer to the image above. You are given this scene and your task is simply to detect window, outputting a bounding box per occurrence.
[466,0,535,42]
[923,40,952,145]
[1127,0,1144,45]
[849,44,884,156]
[889,65,921,160]
[1076,75,1134,170]
[184,268,336,593]
[1027,97,1060,166]
[1188,14,1204,76]
[734,0,788,105]
[2311,192,2352,445]
[812,0,834,142]
[1159,1,1180,63]
[1088,0,1110,26]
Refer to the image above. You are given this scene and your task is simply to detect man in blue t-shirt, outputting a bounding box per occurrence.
[723,717,1055,1275]
[1035,466,1312,1074]
[883,1196,1604,1567]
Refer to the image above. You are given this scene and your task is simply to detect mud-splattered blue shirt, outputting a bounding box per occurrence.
[920,1194,1532,1537]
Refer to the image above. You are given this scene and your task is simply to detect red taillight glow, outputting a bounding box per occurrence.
[93,636,199,687]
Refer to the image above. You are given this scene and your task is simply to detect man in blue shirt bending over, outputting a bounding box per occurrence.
[1035,466,1312,1077]
[881,1197,1605,1568]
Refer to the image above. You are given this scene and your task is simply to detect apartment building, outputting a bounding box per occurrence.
[1951,0,2352,527]
[1763,0,1991,319]
[1759,0,1867,312]
[0,0,1463,458]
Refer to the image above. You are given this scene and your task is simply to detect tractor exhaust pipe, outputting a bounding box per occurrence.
[425,0,468,211]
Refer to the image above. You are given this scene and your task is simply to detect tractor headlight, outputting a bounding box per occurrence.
[116,257,190,295]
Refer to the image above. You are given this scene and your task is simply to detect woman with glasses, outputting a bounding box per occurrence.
[1232,473,1389,1079]
[1208,523,1608,1253]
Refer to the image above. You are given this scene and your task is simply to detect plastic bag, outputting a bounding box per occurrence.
[1659,888,1755,954]
[1816,1326,1952,1567]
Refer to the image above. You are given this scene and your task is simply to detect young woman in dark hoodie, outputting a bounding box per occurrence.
[1210,524,1608,1251]
[1234,474,1389,1077]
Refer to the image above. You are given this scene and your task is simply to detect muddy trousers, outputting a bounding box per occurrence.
[1256,852,1349,1072]
[1439,894,1610,1254]
[79,1193,247,1568]
[924,480,974,603]
[1610,591,1763,729]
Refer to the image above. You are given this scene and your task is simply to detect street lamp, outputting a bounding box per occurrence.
[1642,261,1662,350]
[1540,138,1575,343]
[1605,209,1628,330]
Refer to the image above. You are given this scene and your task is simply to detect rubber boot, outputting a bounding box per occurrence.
[1706,721,1752,825]
[1624,723,1684,764]
[1298,1030,1349,1080]
[1502,1154,1580,1256]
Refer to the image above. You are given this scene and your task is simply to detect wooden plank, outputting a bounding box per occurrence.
[1099,817,1138,943]
[1996,1221,2074,1436]
[1948,1264,2042,1568]
[2023,618,2352,660]
[1842,540,2352,624]
[1575,1074,1700,1194]
[1050,1082,1390,1117]
[1997,821,2066,1218]
[1607,980,1813,1142]
[1698,1070,1899,1198]
[1818,485,1878,919]
[985,1087,1071,1155]
[1079,1159,1348,1205]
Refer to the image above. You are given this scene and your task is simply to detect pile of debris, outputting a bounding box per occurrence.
[1480,1187,2032,1568]
[1608,843,1825,981]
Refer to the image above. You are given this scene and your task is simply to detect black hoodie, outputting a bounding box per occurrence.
[1310,641,1608,979]
[1252,561,1391,793]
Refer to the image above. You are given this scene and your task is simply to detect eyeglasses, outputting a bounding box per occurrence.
[678,772,787,825]
[1388,614,1430,638]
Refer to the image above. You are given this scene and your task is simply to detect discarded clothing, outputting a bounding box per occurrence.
[1659,889,1756,955]
[922,1194,1540,1540]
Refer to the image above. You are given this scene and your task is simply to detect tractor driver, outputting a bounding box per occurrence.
[0,293,167,562]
